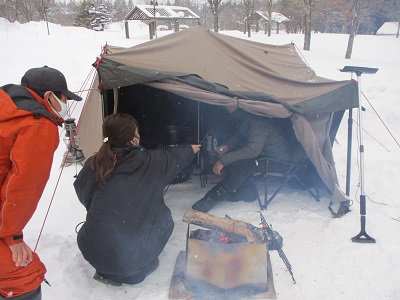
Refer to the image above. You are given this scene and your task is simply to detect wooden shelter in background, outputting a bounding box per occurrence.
[249,11,289,34]
[124,4,200,40]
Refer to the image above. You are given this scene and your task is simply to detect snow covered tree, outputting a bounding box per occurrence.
[89,2,112,29]
[75,0,92,28]
[113,0,128,21]
[74,1,112,30]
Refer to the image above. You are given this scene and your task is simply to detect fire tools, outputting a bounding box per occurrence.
[258,211,296,284]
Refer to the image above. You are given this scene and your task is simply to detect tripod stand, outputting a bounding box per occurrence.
[340,66,378,243]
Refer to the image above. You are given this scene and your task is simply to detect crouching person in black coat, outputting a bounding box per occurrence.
[74,113,200,286]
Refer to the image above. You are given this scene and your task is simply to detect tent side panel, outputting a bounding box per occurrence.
[77,75,104,161]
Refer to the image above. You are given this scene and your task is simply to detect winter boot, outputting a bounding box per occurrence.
[192,185,231,213]
[93,259,159,286]
[229,181,259,202]
[93,273,123,286]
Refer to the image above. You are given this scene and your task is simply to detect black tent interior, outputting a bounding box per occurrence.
[101,83,331,190]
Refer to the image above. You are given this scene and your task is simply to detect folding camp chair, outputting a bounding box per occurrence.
[256,157,320,210]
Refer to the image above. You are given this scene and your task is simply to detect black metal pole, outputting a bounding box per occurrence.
[346,109,353,196]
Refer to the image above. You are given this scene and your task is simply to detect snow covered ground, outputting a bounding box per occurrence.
[1,18,400,300]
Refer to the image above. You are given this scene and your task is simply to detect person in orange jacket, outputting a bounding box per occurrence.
[0,66,82,299]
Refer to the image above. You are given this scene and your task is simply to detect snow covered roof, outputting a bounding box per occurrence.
[125,5,200,21]
[377,22,399,35]
[254,11,289,23]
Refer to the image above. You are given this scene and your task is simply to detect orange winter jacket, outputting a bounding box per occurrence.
[0,85,63,247]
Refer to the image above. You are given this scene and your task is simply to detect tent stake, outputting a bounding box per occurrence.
[341,66,378,244]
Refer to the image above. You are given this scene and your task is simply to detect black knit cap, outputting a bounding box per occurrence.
[21,66,82,101]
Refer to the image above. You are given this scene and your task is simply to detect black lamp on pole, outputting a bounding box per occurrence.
[63,118,85,165]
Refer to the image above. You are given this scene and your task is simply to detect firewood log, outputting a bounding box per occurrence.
[182,208,265,244]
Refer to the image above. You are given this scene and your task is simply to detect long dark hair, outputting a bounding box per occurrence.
[91,113,139,186]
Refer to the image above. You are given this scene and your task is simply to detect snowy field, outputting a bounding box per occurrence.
[1,18,400,300]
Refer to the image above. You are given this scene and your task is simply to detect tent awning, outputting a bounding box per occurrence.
[97,26,358,114]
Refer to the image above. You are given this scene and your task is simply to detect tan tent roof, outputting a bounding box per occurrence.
[99,26,357,113]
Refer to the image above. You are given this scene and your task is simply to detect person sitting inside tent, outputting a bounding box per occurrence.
[192,104,305,213]
[74,113,200,286]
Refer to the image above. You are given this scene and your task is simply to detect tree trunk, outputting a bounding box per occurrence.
[303,0,312,51]
[345,0,360,59]
[268,10,272,36]
[214,13,219,32]
[397,4,400,38]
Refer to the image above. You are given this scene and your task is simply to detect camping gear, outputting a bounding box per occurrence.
[182,209,269,297]
[257,157,320,209]
[78,26,359,207]
[63,118,85,164]
[258,211,295,283]
[186,231,267,294]
[168,251,276,299]
[340,66,378,243]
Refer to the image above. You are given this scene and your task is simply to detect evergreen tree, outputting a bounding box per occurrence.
[113,0,128,21]
[89,2,112,29]
[75,0,92,28]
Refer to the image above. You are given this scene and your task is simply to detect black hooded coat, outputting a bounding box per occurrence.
[74,144,195,277]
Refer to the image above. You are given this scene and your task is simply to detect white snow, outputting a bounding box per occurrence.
[1,18,400,300]
[377,22,399,35]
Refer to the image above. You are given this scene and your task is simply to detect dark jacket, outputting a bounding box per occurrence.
[220,109,297,167]
[74,144,195,277]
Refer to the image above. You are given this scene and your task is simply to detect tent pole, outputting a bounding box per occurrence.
[345,108,353,196]
[341,66,377,243]
[197,101,200,165]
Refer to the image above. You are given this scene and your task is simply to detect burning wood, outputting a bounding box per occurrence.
[190,229,247,244]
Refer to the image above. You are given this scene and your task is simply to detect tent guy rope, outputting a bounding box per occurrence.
[34,68,95,252]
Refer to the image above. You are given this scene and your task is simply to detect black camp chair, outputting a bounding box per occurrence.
[255,156,321,210]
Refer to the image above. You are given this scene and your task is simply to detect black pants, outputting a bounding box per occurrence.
[218,159,257,194]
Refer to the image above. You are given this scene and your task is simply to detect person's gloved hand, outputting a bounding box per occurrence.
[9,241,33,267]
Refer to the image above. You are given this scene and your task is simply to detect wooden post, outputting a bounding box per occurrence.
[125,20,130,39]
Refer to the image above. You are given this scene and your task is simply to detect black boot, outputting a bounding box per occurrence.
[229,181,259,202]
[192,185,231,213]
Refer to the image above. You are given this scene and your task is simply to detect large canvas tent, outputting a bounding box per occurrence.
[77,26,358,204]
